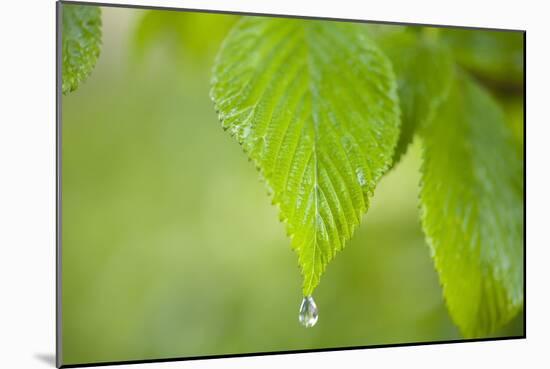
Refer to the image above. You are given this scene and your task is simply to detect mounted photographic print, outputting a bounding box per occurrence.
[57,1,525,367]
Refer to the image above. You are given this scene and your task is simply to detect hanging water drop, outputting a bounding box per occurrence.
[298,296,318,327]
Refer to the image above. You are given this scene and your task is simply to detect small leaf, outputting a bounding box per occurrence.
[419,72,524,337]
[374,29,454,164]
[441,29,524,86]
[62,4,102,94]
[211,18,400,296]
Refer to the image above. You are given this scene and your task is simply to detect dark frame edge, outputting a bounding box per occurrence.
[522,30,527,338]
[56,1,63,368]
[58,0,526,33]
[59,335,525,368]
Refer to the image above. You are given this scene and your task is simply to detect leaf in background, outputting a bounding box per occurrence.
[374,29,454,164]
[419,72,524,337]
[133,10,238,64]
[211,18,400,296]
[62,4,102,94]
[497,95,525,155]
[441,29,524,86]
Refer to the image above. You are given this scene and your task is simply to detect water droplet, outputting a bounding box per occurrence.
[241,126,251,139]
[356,168,367,187]
[298,296,318,327]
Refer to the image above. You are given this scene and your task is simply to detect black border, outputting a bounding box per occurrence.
[56,2,63,368]
[523,29,527,338]
[56,1,527,368]
[61,336,523,368]
[59,0,526,32]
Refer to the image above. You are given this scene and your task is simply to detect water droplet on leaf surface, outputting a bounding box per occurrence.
[298,296,318,327]
[356,168,367,187]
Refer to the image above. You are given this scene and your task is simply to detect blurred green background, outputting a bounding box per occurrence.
[62,7,523,365]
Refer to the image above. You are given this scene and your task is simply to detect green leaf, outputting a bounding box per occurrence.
[62,4,102,94]
[500,96,525,153]
[492,92,524,157]
[441,29,524,86]
[211,18,400,296]
[374,29,454,164]
[419,72,524,337]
